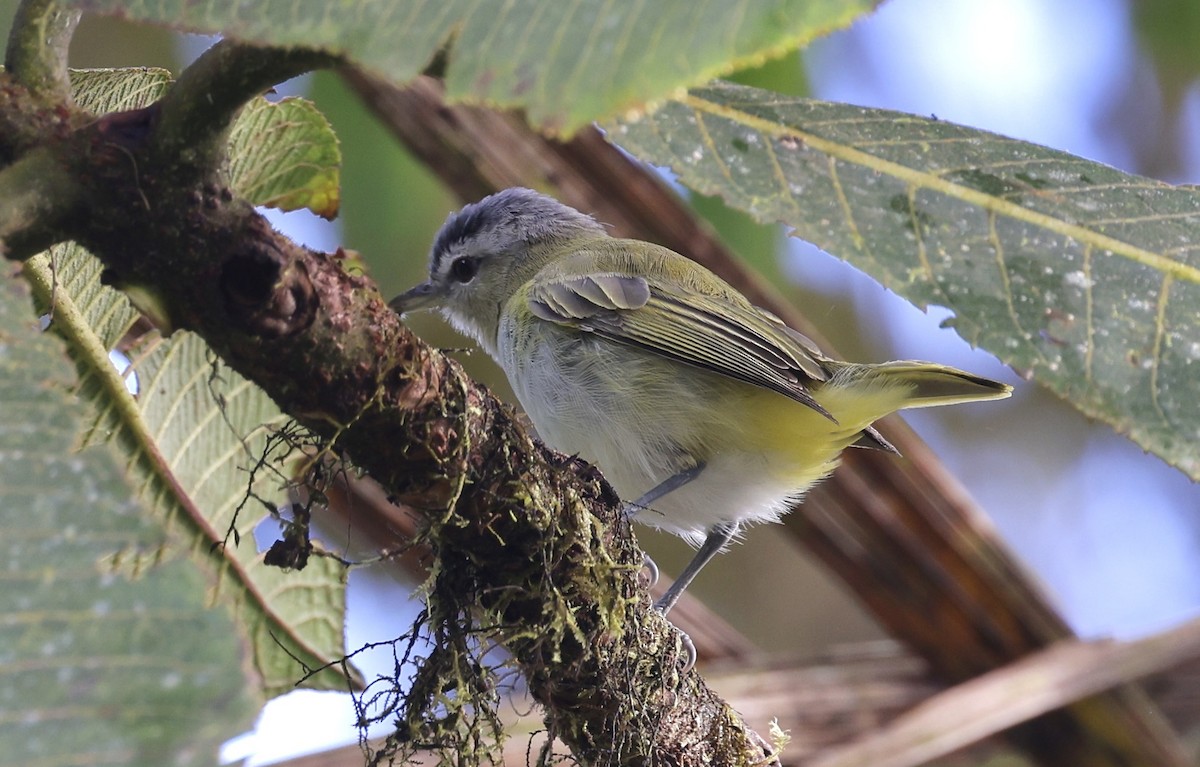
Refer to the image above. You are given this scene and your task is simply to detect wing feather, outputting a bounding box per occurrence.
[527,267,834,419]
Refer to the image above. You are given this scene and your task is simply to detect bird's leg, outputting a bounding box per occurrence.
[620,462,716,671]
[621,461,707,522]
[622,462,707,588]
[653,521,738,615]
[652,520,738,672]
[640,552,660,589]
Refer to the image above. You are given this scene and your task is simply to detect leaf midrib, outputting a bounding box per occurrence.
[681,91,1200,286]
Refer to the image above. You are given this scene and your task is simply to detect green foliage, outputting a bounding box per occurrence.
[306,70,453,296]
[0,275,258,766]
[71,66,173,112]
[65,0,876,134]
[611,81,1200,480]
[1,61,357,765]
[229,96,342,218]
[73,67,344,219]
[1133,0,1200,92]
[7,0,1200,764]
[29,236,354,693]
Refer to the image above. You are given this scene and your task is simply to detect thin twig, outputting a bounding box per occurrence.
[3,0,79,102]
[152,39,339,170]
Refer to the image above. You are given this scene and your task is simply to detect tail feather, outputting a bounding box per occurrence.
[829,360,1013,410]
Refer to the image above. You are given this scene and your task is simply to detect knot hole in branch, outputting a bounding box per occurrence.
[220,239,317,337]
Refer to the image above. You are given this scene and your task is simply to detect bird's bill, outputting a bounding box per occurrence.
[389,281,441,314]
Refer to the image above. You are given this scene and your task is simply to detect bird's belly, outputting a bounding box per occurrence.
[503,336,864,545]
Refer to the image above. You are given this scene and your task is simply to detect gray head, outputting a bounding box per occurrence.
[391,188,607,350]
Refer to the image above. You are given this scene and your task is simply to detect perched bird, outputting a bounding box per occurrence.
[393,187,1011,617]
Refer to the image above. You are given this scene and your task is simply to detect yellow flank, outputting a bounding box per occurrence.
[740,379,915,488]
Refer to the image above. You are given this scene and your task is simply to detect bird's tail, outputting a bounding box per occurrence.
[827,360,1013,410]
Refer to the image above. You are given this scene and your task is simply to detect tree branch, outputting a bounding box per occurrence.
[0,146,79,258]
[152,40,338,171]
[812,617,1200,767]
[4,0,78,103]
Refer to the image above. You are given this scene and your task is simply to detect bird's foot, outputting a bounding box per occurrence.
[652,596,697,673]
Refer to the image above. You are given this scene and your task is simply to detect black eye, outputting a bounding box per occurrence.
[449,256,479,283]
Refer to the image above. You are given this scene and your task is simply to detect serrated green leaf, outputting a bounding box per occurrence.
[14,69,359,695]
[0,275,258,766]
[64,0,878,134]
[611,80,1200,479]
[70,67,173,113]
[229,96,341,218]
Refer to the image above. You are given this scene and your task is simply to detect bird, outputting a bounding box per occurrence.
[392,187,1012,620]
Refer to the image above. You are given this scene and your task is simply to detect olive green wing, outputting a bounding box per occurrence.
[527,271,835,419]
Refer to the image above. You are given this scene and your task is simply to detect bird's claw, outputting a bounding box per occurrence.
[640,552,660,589]
[675,628,697,672]
[650,598,696,673]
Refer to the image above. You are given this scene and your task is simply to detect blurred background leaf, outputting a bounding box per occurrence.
[4,0,1200,763]
[64,0,879,134]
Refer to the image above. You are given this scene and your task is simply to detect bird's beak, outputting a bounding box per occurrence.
[389,281,441,314]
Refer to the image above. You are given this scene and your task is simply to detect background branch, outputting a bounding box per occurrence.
[2,4,1190,763]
